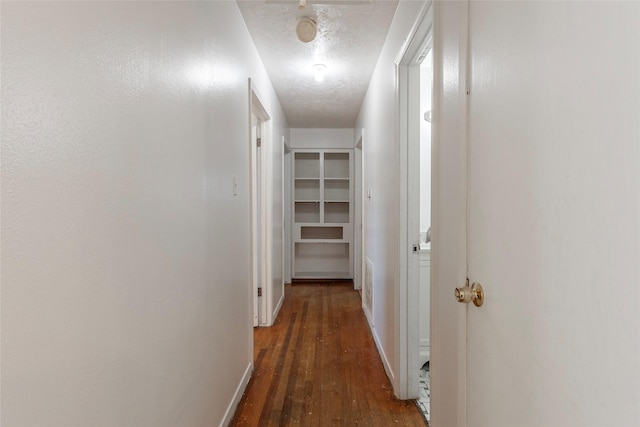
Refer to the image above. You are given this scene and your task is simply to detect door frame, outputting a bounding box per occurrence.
[396,1,471,424]
[354,134,364,290]
[249,79,272,328]
[395,0,434,400]
[283,137,292,285]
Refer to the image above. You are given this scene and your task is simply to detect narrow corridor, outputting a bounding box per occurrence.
[231,282,426,426]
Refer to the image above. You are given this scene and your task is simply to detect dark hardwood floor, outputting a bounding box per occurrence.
[230,281,426,426]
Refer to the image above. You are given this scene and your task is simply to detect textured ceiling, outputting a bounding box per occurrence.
[237,0,399,128]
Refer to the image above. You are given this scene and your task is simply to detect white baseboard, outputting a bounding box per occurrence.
[362,301,373,327]
[272,290,285,324]
[369,323,395,387]
[219,362,252,427]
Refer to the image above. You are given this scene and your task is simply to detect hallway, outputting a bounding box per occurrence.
[231,282,426,426]
[3,1,640,426]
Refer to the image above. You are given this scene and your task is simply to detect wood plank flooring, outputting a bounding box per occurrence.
[230,281,426,427]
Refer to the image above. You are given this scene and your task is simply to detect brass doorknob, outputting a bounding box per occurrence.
[455,281,484,307]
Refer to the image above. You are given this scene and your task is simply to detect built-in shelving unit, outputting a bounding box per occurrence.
[292,149,353,279]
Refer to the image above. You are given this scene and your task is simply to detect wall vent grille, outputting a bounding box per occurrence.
[363,257,373,325]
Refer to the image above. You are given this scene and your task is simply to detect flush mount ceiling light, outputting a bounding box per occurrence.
[313,64,326,82]
[296,17,317,43]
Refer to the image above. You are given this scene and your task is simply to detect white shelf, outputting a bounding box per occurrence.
[294,152,320,178]
[292,149,353,279]
[324,152,349,179]
[300,226,343,240]
[324,202,349,223]
[295,178,320,201]
[294,202,320,223]
[293,271,352,279]
[294,241,350,278]
[324,179,349,201]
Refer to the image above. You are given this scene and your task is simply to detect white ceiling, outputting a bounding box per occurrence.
[237,0,399,128]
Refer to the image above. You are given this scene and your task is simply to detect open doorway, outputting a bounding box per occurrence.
[283,137,292,286]
[249,80,271,328]
[396,1,433,421]
[354,134,364,292]
[250,113,265,327]
[416,47,433,422]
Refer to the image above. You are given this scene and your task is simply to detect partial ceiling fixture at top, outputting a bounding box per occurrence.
[296,16,317,43]
[265,0,374,5]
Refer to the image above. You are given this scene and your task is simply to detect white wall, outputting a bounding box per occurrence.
[290,128,354,149]
[354,0,426,393]
[0,2,287,426]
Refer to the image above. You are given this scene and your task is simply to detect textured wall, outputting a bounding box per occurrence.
[354,0,426,393]
[290,128,355,149]
[1,2,287,426]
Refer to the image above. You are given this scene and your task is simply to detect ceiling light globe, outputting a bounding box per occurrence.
[313,64,326,82]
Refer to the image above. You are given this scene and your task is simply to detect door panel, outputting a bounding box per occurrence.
[430,1,469,425]
[466,2,640,426]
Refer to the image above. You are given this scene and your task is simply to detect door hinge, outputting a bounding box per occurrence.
[256,137,262,148]
[257,287,262,297]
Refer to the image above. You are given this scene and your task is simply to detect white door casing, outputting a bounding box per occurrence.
[396,0,434,400]
[249,79,272,328]
[283,138,292,285]
[250,113,261,327]
[354,135,363,290]
[398,3,470,423]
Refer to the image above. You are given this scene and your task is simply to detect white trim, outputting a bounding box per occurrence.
[263,119,273,326]
[218,362,252,427]
[353,134,363,290]
[272,288,285,322]
[395,1,433,400]
[248,80,259,333]
[249,79,274,327]
[370,324,395,386]
[283,139,292,284]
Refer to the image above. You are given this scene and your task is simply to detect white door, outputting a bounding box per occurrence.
[462,2,640,426]
[430,1,469,424]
